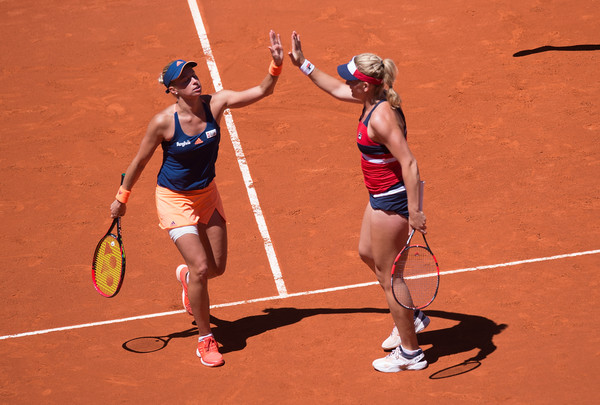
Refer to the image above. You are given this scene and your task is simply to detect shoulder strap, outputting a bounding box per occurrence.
[362,99,386,126]
[200,96,216,123]
[173,111,182,131]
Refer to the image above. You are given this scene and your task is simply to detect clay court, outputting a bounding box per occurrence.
[1,0,599,403]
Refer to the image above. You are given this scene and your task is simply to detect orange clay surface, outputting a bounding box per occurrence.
[1,0,599,403]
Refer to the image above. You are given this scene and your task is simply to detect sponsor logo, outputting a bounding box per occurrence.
[206,129,217,139]
[176,140,191,147]
[195,138,203,145]
[358,132,363,140]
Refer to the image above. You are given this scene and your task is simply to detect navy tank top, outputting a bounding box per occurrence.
[157,101,221,191]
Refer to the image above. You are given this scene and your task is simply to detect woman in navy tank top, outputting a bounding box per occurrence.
[289,31,430,372]
[109,31,284,367]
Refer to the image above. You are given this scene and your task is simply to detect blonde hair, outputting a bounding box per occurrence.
[353,53,401,108]
[157,61,173,85]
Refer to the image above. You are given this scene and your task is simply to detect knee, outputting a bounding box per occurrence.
[358,245,373,266]
[358,251,371,265]
[372,261,393,287]
[187,263,210,282]
[211,264,226,278]
[374,270,389,288]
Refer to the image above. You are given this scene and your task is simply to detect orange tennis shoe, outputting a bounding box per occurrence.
[175,264,193,316]
[196,336,224,367]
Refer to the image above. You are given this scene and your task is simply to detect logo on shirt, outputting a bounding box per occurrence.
[358,132,363,140]
[195,138,203,145]
[176,140,191,147]
[206,129,217,139]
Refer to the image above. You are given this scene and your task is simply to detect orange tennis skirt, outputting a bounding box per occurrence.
[155,181,226,230]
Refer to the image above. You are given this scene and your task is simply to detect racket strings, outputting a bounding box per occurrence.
[93,236,123,296]
[393,246,438,309]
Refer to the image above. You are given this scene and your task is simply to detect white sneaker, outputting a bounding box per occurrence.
[373,347,428,373]
[381,310,431,350]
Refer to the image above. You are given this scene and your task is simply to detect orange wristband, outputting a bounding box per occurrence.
[115,186,131,204]
[269,60,282,76]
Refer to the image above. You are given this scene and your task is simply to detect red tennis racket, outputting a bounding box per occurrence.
[92,174,126,297]
[391,181,439,310]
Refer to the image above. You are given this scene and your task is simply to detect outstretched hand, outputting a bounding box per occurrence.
[288,31,305,67]
[268,30,284,66]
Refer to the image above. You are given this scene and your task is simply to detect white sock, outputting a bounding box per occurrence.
[186,271,190,284]
[199,333,213,342]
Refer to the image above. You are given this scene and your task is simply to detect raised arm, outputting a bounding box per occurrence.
[288,31,359,103]
[209,30,283,120]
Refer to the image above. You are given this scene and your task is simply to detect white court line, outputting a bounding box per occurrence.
[404,249,600,280]
[1,249,598,341]
[186,0,287,296]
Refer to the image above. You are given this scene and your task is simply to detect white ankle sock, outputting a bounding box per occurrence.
[199,333,213,341]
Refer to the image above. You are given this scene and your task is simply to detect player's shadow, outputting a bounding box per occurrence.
[122,307,506,366]
[418,310,507,365]
[122,307,389,354]
[513,44,600,57]
[211,307,388,354]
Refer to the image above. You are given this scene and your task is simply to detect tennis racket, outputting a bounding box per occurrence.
[391,181,440,310]
[92,174,126,297]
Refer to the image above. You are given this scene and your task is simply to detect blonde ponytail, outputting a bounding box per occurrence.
[382,59,401,108]
[354,54,402,108]
[158,62,172,85]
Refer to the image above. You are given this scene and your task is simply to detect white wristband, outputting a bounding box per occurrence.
[300,59,315,76]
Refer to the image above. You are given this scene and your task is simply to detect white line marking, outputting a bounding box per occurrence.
[1,249,598,341]
[0,311,185,341]
[186,0,287,296]
[437,249,600,276]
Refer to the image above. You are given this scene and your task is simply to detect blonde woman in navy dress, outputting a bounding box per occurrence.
[110,31,284,367]
[288,31,430,372]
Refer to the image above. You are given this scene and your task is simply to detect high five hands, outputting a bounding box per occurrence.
[268,30,284,66]
[288,31,306,67]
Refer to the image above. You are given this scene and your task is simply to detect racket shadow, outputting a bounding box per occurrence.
[415,310,507,378]
[211,307,389,354]
[122,327,198,354]
[429,360,481,379]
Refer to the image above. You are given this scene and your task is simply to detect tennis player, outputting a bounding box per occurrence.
[110,30,284,367]
[288,31,430,372]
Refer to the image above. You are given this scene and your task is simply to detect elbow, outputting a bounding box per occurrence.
[262,78,279,98]
[401,156,418,175]
[131,156,151,173]
[262,85,275,98]
[409,157,418,170]
[252,88,273,103]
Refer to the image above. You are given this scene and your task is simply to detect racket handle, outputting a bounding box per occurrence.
[406,228,416,245]
[418,180,425,211]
